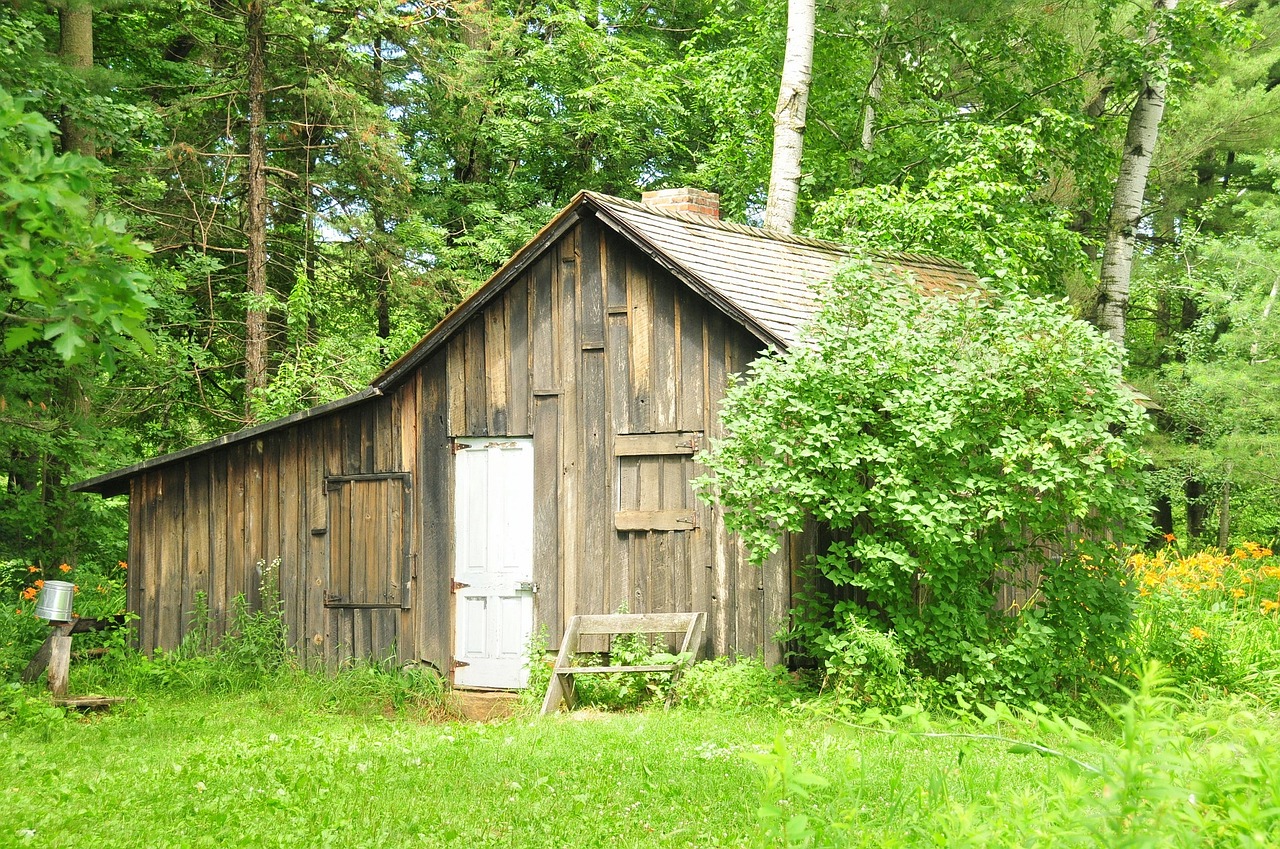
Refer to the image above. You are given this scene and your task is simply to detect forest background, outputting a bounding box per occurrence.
[2,0,1279,574]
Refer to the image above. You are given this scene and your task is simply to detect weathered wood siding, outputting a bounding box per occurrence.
[126,213,792,671]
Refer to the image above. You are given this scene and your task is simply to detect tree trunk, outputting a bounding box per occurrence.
[372,36,392,356]
[859,4,889,159]
[1095,0,1177,350]
[1151,493,1174,547]
[763,0,815,234]
[1217,477,1231,549]
[243,0,270,421]
[1185,477,1205,539]
[57,0,95,158]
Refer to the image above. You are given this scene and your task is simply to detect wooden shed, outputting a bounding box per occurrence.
[74,188,973,688]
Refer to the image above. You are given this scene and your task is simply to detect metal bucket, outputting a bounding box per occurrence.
[34,580,75,622]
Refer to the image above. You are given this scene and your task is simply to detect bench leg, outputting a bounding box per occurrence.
[540,672,576,715]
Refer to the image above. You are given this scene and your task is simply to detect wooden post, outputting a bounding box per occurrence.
[47,633,73,697]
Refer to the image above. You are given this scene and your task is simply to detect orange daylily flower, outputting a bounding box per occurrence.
[1189,626,1208,641]
[1164,533,1177,542]
[21,587,37,601]
[58,563,71,573]
[34,579,44,589]
[1233,588,1246,599]
[1262,599,1280,614]
[27,566,38,573]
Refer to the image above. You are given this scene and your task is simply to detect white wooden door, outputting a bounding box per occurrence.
[453,438,535,688]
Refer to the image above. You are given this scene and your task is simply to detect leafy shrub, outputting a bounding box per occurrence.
[698,258,1150,703]
[674,656,799,711]
[787,603,908,704]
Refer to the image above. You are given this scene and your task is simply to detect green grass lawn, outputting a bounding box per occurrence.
[0,683,1064,849]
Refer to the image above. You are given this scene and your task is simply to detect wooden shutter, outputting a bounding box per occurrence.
[614,432,701,532]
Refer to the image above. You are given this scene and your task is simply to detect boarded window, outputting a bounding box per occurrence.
[614,432,701,532]
[324,473,411,608]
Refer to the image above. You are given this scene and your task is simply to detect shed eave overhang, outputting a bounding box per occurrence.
[71,386,383,496]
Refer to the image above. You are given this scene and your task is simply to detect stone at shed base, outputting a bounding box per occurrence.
[450,690,519,722]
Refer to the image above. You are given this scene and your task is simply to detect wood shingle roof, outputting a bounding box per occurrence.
[586,192,975,346]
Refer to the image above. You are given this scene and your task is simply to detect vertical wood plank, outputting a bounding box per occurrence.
[706,315,731,658]
[579,349,607,621]
[419,358,452,672]
[209,454,229,648]
[446,338,465,437]
[630,531,650,616]
[627,252,652,433]
[604,236,630,621]
[678,296,706,434]
[532,255,558,391]
[245,441,265,613]
[558,234,580,636]
[126,481,142,651]
[226,445,247,644]
[183,456,211,649]
[605,229,627,310]
[533,396,561,644]
[157,467,183,652]
[305,427,327,669]
[579,216,604,346]
[262,436,281,612]
[323,419,342,672]
[464,320,488,436]
[137,475,158,653]
[485,295,509,435]
[507,276,531,435]
[650,273,678,432]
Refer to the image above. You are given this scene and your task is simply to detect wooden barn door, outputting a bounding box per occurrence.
[324,473,411,663]
[452,438,535,688]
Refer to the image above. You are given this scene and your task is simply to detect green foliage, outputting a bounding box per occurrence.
[749,665,1280,846]
[567,629,690,711]
[743,733,832,847]
[674,656,800,712]
[0,87,154,364]
[699,258,1150,700]
[809,122,1091,293]
[787,603,908,703]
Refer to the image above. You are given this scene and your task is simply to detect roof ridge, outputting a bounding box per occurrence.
[584,191,973,273]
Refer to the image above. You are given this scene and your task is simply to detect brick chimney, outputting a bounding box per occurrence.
[640,187,720,220]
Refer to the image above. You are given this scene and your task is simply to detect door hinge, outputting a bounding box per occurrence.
[451,580,470,593]
[451,658,470,669]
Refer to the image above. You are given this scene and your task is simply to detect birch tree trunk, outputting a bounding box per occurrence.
[860,3,889,158]
[763,0,815,234]
[1095,0,1177,349]
[244,0,270,421]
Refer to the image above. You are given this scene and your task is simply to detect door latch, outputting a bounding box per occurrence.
[516,581,539,594]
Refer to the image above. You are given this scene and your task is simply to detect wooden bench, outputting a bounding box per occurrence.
[540,612,707,715]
